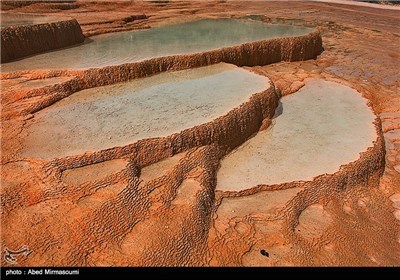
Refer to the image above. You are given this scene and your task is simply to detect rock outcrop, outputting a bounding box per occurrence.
[1,18,85,63]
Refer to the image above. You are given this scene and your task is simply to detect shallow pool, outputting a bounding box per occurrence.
[2,18,312,72]
[21,63,270,159]
[216,80,377,192]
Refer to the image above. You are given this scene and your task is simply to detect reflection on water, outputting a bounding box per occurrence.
[3,18,312,72]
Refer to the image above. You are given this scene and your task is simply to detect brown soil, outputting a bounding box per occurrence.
[1,0,399,266]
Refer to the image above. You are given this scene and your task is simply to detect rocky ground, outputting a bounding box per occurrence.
[1,1,399,266]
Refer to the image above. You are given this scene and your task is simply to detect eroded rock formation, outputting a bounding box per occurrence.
[1,18,85,62]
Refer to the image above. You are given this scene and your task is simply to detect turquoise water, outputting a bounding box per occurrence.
[2,18,312,72]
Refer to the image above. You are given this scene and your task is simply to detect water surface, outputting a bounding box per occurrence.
[217,80,377,191]
[3,18,312,72]
[22,63,270,159]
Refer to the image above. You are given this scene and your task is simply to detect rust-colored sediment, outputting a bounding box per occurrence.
[1,74,387,265]
[1,18,85,62]
[1,0,399,267]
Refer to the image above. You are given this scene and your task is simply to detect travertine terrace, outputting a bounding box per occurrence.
[217,80,378,191]
[2,18,315,72]
[21,63,272,159]
[1,0,399,267]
